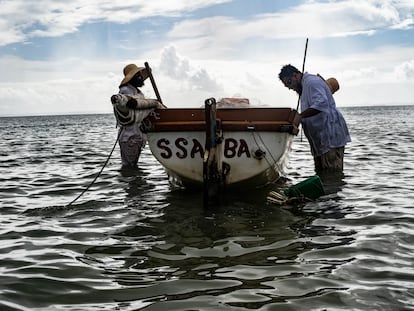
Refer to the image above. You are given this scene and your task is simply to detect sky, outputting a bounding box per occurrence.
[0,0,413,116]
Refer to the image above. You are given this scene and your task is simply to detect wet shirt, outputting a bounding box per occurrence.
[300,73,351,157]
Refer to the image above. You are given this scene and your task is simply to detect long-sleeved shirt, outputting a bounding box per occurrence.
[300,73,351,157]
[113,84,158,143]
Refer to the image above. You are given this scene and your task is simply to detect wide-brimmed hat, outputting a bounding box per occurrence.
[326,77,340,94]
[119,64,149,87]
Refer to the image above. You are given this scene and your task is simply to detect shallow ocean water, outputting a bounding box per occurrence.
[0,106,413,310]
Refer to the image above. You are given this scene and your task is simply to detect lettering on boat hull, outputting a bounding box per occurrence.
[156,137,252,159]
[147,131,293,186]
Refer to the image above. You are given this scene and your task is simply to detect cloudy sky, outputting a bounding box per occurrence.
[1,0,413,116]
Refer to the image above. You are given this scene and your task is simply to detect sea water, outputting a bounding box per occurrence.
[0,106,413,310]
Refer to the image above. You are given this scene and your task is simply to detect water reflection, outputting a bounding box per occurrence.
[76,172,358,310]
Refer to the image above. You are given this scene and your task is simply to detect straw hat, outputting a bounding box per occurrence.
[326,77,340,94]
[119,64,149,87]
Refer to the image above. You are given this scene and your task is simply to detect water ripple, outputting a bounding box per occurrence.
[1,107,414,310]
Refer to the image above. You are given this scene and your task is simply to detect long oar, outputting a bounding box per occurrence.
[145,62,166,108]
[296,38,309,111]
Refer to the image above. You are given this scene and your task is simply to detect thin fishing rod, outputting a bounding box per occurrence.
[301,38,309,74]
[296,38,309,111]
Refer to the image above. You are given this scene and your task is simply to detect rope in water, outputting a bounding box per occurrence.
[66,62,161,207]
[66,133,120,207]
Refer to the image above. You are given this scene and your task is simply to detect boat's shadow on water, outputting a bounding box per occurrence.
[81,171,357,310]
[141,170,351,248]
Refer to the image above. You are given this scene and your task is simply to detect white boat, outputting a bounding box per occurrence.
[141,98,300,191]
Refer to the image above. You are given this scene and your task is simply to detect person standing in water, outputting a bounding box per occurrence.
[112,64,161,169]
[279,64,351,173]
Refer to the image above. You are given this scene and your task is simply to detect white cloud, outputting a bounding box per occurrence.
[167,0,413,45]
[0,78,114,116]
[0,0,232,45]
[390,17,414,30]
[2,0,411,47]
[158,45,223,93]
[1,1,414,116]
[394,60,414,80]
[0,56,120,116]
[159,46,191,80]
[1,42,414,117]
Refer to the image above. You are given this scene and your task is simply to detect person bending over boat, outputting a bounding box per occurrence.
[279,64,351,173]
[111,64,162,169]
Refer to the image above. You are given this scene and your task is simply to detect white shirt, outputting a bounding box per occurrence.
[300,73,351,156]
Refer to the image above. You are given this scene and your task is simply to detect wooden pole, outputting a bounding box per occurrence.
[203,98,220,207]
[144,62,166,108]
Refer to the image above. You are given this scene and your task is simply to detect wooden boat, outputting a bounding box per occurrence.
[141,98,301,191]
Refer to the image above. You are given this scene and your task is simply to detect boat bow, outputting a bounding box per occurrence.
[142,103,300,189]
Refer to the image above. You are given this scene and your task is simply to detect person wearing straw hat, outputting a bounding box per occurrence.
[112,63,161,169]
[278,64,351,173]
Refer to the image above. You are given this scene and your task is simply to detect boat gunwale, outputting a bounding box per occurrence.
[142,107,301,134]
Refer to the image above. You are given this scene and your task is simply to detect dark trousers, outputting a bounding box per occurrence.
[314,147,345,173]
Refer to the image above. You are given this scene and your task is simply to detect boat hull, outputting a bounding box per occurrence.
[142,107,300,188]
